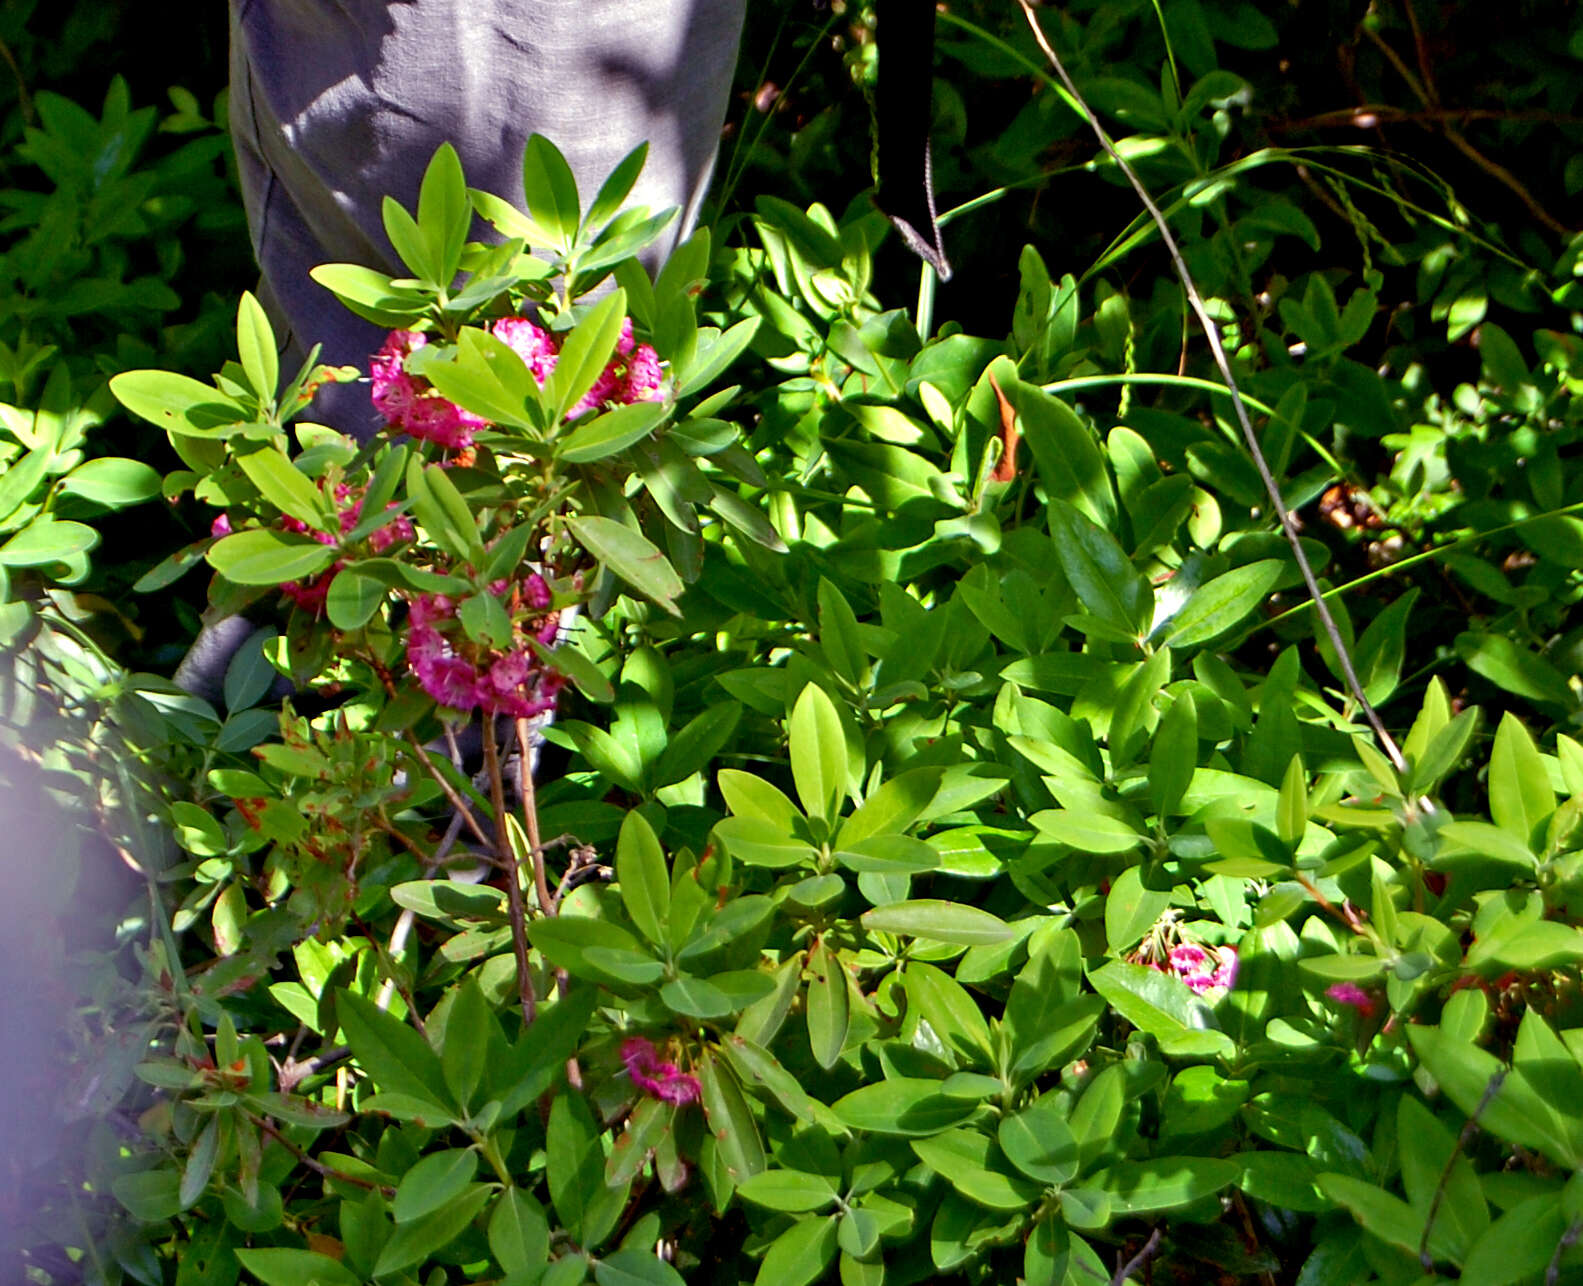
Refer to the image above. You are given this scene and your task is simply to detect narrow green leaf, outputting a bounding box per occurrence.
[206,529,336,585]
[788,683,847,823]
[805,940,850,1069]
[521,133,581,251]
[238,448,330,530]
[1160,560,1282,649]
[565,514,683,615]
[860,900,1013,946]
[1489,711,1554,846]
[236,290,279,403]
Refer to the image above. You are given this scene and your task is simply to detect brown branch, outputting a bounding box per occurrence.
[1111,1225,1164,1286]
[516,718,556,917]
[247,1112,393,1197]
[403,730,493,849]
[484,723,537,1028]
[1360,13,1572,237]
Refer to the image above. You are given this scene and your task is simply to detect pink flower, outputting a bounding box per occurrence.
[1164,943,1238,995]
[370,329,487,449]
[210,513,232,538]
[403,583,564,718]
[620,1038,701,1107]
[492,316,560,384]
[568,365,625,419]
[623,344,663,403]
[1326,982,1377,1017]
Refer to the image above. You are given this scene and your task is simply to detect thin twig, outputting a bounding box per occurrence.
[1361,12,1571,236]
[374,808,466,1012]
[403,730,493,848]
[0,33,33,126]
[516,717,556,916]
[1015,0,1408,773]
[1111,1225,1164,1286]
[1547,1217,1583,1286]
[485,721,537,1028]
[278,1045,352,1094]
[247,1112,393,1196]
[1421,1069,1506,1270]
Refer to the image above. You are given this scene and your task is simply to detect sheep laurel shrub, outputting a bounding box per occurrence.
[50,118,1583,1286]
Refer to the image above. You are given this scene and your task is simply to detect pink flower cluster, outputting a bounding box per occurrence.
[405,575,565,718]
[371,316,664,449]
[211,485,413,615]
[620,1037,701,1107]
[371,330,487,449]
[1160,943,1239,996]
[276,484,414,612]
[1326,982,1377,1017]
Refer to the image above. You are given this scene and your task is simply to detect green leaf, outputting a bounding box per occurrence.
[179,1116,219,1208]
[441,979,492,1111]
[1093,1157,1239,1214]
[584,142,650,233]
[546,289,628,421]
[1455,630,1575,710]
[1159,560,1282,649]
[238,448,330,530]
[1087,961,1234,1058]
[654,701,741,789]
[58,456,161,507]
[697,1050,765,1182]
[236,290,279,402]
[326,571,385,631]
[830,1077,981,1136]
[1149,690,1197,817]
[111,369,246,437]
[753,1216,838,1286]
[616,810,670,946]
[417,142,470,284]
[521,133,581,251]
[1488,711,1554,846]
[788,683,847,823]
[998,1094,1080,1186]
[235,1249,362,1286]
[1276,753,1307,846]
[1005,376,1115,528]
[1030,809,1143,855]
[565,514,683,615]
[336,989,452,1112]
[0,518,98,571]
[660,973,735,1019]
[860,900,1013,946]
[206,529,336,585]
[595,1249,688,1286]
[817,577,866,686]
[911,1127,1043,1210]
[714,817,819,869]
[489,1189,551,1278]
[805,940,850,1069]
[738,1170,840,1213]
[393,1150,478,1224]
[1048,500,1149,637]
[373,1186,492,1276]
[1104,866,1172,953]
[1460,1194,1571,1286]
[559,401,668,463]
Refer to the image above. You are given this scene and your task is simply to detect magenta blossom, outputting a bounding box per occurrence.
[275,483,414,615]
[620,1037,701,1107]
[371,330,486,449]
[1162,943,1239,996]
[1326,982,1377,1017]
[405,575,564,718]
[372,317,665,444]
